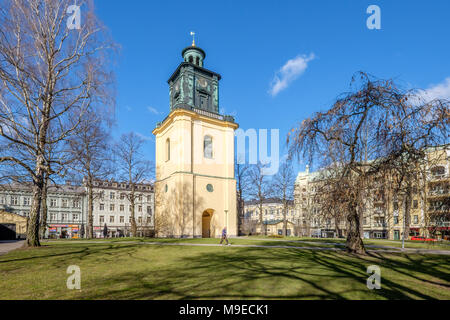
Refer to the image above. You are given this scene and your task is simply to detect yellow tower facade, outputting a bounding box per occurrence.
[152,43,239,238]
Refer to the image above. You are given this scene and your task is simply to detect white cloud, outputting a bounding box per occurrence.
[415,77,450,102]
[269,53,315,97]
[147,106,160,115]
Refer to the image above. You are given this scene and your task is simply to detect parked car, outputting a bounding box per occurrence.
[411,236,437,242]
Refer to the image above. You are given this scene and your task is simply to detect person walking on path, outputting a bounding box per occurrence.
[220,227,231,245]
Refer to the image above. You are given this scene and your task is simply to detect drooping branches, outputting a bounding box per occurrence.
[288,72,449,253]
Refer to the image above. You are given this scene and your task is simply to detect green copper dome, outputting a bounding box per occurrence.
[182,46,205,68]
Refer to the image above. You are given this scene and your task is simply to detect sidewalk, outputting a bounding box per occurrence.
[0,240,25,256]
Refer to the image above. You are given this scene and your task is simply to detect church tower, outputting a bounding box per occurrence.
[152,38,239,238]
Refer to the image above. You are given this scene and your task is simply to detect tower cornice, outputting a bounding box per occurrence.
[152,107,238,136]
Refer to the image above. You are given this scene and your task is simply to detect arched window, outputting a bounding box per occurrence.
[204,135,213,159]
[189,56,193,63]
[166,138,170,161]
[196,56,200,66]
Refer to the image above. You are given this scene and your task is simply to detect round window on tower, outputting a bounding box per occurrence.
[206,184,214,192]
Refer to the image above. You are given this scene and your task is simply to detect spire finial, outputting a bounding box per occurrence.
[190,31,196,46]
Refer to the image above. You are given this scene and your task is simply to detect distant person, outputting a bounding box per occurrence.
[220,227,230,246]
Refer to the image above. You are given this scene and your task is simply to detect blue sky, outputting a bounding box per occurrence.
[94,0,450,173]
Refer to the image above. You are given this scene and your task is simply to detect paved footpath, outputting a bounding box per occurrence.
[43,239,450,255]
[0,240,25,256]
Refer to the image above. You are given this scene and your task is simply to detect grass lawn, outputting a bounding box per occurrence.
[0,239,449,300]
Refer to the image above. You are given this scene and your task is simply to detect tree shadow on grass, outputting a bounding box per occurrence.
[0,243,143,266]
[79,246,450,300]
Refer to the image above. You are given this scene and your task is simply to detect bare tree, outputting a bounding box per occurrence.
[0,0,115,246]
[247,162,271,236]
[288,73,390,254]
[271,161,295,236]
[115,132,153,237]
[67,110,113,238]
[288,72,449,254]
[241,218,258,236]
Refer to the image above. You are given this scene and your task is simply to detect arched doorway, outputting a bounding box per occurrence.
[202,210,214,238]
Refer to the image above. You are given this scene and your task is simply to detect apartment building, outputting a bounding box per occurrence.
[0,182,85,239]
[0,179,155,238]
[294,146,450,240]
[91,180,154,237]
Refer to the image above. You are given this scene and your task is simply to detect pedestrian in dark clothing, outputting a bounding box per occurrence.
[220,227,230,245]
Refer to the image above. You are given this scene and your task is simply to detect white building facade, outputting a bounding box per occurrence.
[0,180,155,239]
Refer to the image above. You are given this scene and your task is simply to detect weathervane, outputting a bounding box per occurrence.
[190,31,196,46]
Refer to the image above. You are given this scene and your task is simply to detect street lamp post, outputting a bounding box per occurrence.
[402,211,406,250]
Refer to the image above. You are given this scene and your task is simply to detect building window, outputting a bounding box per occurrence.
[62,199,68,208]
[62,213,68,221]
[120,193,125,200]
[204,135,213,159]
[120,216,124,223]
[138,205,142,212]
[147,195,152,202]
[10,196,19,205]
[99,191,104,200]
[413,215,418,224]
[110,192,115,200]
[138,217,142,224]
[166,138,170,161]
[73,214,79,221]
[147,206,152,215]
[147,216,152,223]
[394,216,399,225]
[23,197,30,206]
[99,216,104,223]
[73,199,80,208]
[120,204,124,211]
[413,200,418,209]
[50,213,57,221]
[138,194,142,202]
[100,203,105,211]
[110,216,114,223]
[110,204,115,211]
[393,202,399,211]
